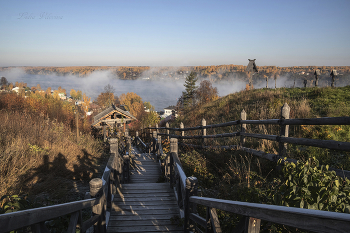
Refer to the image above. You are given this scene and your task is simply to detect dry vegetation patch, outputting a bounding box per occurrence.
[0,93,106,201]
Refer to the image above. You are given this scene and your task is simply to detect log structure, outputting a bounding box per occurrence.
[92,104,136,129]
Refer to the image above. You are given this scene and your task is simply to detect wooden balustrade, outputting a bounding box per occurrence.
[141,106,350,233]
[0,136,132,233]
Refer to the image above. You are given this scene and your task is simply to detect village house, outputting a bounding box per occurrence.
[162,105,177,118]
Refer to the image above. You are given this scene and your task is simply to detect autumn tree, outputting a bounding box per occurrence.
[81,93,91,113]
[46,87,52,96]
[70,89,77,100]
[95,84,119,108]
[119,92,144,118]
[76,90,82,100]
[196,80,218,105]
[53,90,60,99]
[36,84,41,91]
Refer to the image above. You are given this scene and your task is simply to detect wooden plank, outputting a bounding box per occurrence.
[240,132,277,141]
[179,132,239,139]
[113,205,179,211]
[67,211,80,233]
[120,183,169,187]
[190,196,350,233]
[280,136,350,151]
[107,225,183,232]
[113,201,178,206]
[189,213,206,228]
[120,186,171,190]
[283,117,350,126]
[109,214,180,221]
[108,219,180,227]
[111,209,180,216]
[114,197,176,202]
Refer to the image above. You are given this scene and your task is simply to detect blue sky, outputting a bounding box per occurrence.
[0,0,349,67]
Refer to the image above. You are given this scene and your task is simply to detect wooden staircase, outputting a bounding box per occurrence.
[107,150,183,233]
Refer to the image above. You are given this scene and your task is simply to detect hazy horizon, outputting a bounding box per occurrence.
[1,0,349,67]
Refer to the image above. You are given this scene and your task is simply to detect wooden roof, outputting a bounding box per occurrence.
[92,104,136,128]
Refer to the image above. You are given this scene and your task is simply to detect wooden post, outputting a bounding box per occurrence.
[89,178,105,233]
[274,74,277,89]
[166,154,171,182]
[170,138,178,187]
[156,123,159,134]
[152,131,157,154]
[135,131,139,147]
[266,76,268,88]
[127,136,132,155]
[245,217,261,233]
[240,110,246,147]
[157,135,162,157]
[76,110,79,143]
[170,138,178,156]
[103,124,107,142]
[166,122,170,141]
[109,138,118,190]
[149,124,152,140]
[279,103,290,158]
[202,119,206,145]
[109,138,118,156]
[180,122,184,137]
[184,176,198,233]
[123,155,130,183]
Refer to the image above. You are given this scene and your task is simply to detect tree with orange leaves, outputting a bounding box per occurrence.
[81,93,91,113]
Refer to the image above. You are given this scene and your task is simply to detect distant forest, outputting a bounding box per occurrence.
[1,65,349,84]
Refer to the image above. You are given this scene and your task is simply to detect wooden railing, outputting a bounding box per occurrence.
[145,103,350,178]
[138,103,350,233]
[0,136,132,233]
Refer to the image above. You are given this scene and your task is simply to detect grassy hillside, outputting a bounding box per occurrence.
[0,93,106,202]
[172,86,350,231]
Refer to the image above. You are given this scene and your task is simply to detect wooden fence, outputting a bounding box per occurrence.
[0,136,132,233]
[136,103,350,232]
[143,103,350,178]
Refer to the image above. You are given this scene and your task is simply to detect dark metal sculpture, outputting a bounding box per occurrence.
[314,69,321,87]
[246,59,258,89]
[330,70,338,88]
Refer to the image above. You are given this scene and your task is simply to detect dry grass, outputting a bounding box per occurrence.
[0,94,105,199]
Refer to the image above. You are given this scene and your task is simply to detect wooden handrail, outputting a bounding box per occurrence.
[145,107,350,233]
[0,136,132,233]
[0,198,99,232]
[190,196,350,233]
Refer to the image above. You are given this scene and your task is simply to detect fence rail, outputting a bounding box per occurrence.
[0,135,132,233]
[141,103,350,179]
[138,102,350,233]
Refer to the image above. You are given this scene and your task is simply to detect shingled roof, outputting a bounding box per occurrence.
[93,104,136,127]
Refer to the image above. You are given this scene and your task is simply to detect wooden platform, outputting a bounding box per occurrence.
[107,150,183,233]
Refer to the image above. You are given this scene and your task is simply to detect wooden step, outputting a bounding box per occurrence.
[107,149,182,232]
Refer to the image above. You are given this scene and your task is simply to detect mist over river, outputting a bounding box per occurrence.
[3,68,346,111]
[0,69,241,111]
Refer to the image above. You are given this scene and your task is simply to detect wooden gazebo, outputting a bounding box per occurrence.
[92,104,136,129]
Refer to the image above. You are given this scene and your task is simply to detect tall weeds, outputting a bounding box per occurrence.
[0,93,104,198]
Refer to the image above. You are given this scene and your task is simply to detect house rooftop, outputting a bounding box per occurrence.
[164,105,177,110]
